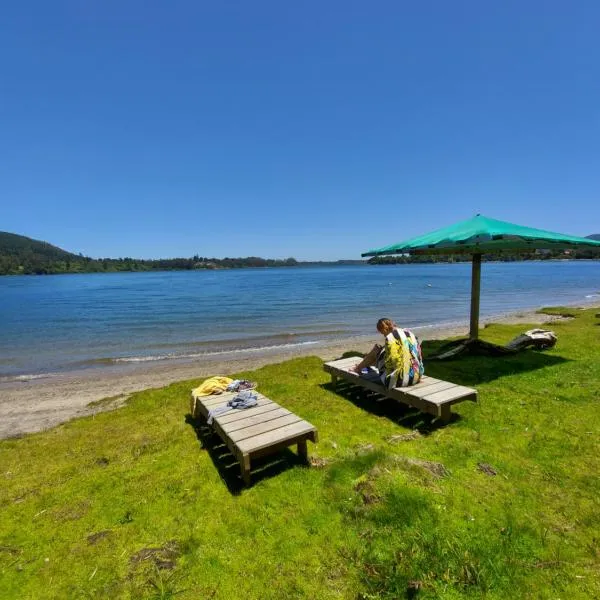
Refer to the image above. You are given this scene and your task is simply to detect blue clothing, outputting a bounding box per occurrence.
[207,390,258,424]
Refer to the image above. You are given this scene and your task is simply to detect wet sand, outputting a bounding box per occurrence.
[0,306,593,440]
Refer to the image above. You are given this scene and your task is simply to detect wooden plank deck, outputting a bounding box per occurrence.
[191,391,317,485]
[323,356,477,421]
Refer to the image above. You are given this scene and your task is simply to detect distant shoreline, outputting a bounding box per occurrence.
[3,257,600,277]
[2,302,598,440]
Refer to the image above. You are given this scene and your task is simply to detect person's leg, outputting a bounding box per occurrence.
[354,344,382,371]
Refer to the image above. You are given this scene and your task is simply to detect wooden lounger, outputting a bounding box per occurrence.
[323,357,477,421]
[191,391,318,485]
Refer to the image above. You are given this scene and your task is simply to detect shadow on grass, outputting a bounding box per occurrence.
[185,415,306,495]
[320,381,453,435]
[421,340,571,386]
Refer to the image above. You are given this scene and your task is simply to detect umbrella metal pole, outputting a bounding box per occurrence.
[469,253,482,341]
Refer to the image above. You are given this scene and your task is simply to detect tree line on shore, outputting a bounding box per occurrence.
[366,247,600,264]
[0,232,299,275]
[0,251,299,275]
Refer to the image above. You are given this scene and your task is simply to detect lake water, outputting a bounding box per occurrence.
[1,262,599,380]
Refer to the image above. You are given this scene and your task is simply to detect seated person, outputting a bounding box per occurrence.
[353,318,424,388]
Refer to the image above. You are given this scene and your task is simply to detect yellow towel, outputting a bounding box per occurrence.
[191,376,234,398]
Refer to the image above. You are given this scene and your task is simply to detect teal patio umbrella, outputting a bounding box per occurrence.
[362,214,600,354]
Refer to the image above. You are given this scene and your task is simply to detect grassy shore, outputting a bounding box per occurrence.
[1,307,599,599]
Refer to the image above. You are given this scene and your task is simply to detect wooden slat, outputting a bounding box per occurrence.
[229,414,303,443]
[324,358,360,371]
[405,381,457,398]
[331,356,361,367]
[196,390,269,408]
[215,401,279,425]
[408,376,445,389]
[237,420,315,454]
[204,392,271,409]
[423,386,477,404]
[328,366,361,379]
[197,393,271,415]
[221,407,291,433]
[197,392,237,408]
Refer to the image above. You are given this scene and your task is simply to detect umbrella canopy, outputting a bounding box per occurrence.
[362,214,600,347]
[362,214,600,256]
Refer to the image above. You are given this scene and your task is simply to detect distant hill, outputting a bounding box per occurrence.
[0,232,299,275]
[0,232,83,274]
[586,234,600,241]
[0,231,79,261]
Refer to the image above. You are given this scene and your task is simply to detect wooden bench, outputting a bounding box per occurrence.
[190,391,318,485]
[323,357,477,421]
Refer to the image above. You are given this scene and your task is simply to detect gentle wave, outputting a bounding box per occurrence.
[130,329,351,351]
[0,373,56,383]
[112,340,320,364]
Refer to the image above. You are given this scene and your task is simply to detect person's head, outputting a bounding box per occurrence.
[377,318,395,336]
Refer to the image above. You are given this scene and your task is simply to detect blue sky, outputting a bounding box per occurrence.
[2,1,599,261]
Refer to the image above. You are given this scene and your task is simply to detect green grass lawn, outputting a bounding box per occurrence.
[1,308,599,599]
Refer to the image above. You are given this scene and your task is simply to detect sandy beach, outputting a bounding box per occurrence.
[2,305,595,441]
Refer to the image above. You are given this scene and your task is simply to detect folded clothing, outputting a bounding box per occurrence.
[207,390,259,424]
[226,379,258,392]
[228,390,258,409]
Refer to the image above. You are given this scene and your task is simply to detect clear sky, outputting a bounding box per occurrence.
[2,1,599,261]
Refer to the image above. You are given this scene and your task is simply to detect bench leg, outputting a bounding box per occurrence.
[331,374,338,386]
[439,405,452,422]
[297,439,308,462]
[241,454,251,485]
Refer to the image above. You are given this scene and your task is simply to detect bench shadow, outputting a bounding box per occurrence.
[319,381,454,436]
[185,415,306,495]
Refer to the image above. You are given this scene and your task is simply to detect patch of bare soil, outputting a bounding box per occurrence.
[309,456,332,468]
[130,540,180,571]
[394,456,449,479]
[387,431,422,444]
[477,462,497,476]
[354,467,384,505]
[87,530,112,545]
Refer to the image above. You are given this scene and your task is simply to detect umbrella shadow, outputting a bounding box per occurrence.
[184,415,306,495]
[420,340,571,386]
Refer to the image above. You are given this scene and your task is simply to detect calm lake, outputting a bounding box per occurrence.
[1,261,599,380]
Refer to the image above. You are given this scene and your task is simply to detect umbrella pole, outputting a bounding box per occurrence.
[469,253,482,341]
[428,252,515,359]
